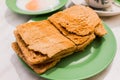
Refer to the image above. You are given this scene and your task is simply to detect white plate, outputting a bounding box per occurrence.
[71,0,120,16]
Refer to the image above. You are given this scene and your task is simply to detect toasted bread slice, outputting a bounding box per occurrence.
[15,31,75,64]
[11,5,107,74]
[14,20,76,64]
[14,31,48,64]
[95,21,107,37]
[16,20,76,58]
[12,42,60,74]
[48,13,95,51]
[48,5,100,36]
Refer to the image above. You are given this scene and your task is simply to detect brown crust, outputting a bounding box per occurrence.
[48,5,100,36]
[11,5,107,74]
[14,30,76,65]
[16,20,76,58]
[12,42,60,74]
[14,20,76,65]
[94,21,107,37]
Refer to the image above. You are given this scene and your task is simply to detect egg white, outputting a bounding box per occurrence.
[16,0,60,12]
[39,0,60,11]
[16,0,30,11]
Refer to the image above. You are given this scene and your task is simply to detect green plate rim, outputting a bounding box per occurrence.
[18,16,117,80]
[115,0,120,4]
[6,0,68,15]
[114,0,120,6]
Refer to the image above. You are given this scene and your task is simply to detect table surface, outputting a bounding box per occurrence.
[0,0,120,80]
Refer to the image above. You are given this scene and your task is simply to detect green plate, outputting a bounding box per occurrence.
[19,16,117,80]
[6,0,68,15]
[114,0,120,6]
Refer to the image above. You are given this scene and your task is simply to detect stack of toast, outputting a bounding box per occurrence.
[12,5,107,74]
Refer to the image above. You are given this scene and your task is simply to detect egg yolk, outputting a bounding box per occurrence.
[26,0,40,11]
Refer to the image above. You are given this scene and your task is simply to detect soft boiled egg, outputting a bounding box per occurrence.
[16,0,60,12]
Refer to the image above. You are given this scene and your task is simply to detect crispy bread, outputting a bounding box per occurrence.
[14,31,48,64]
[47,19,95,51]
[12,42,60,74]
[95,21,107,37]
[11,5,107,74]
[48,5,107,51]
[16,20,76,58]
[48,9,96,51]
[14,20,76,64]
[15,31,75,64]
[48,5,100,36]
